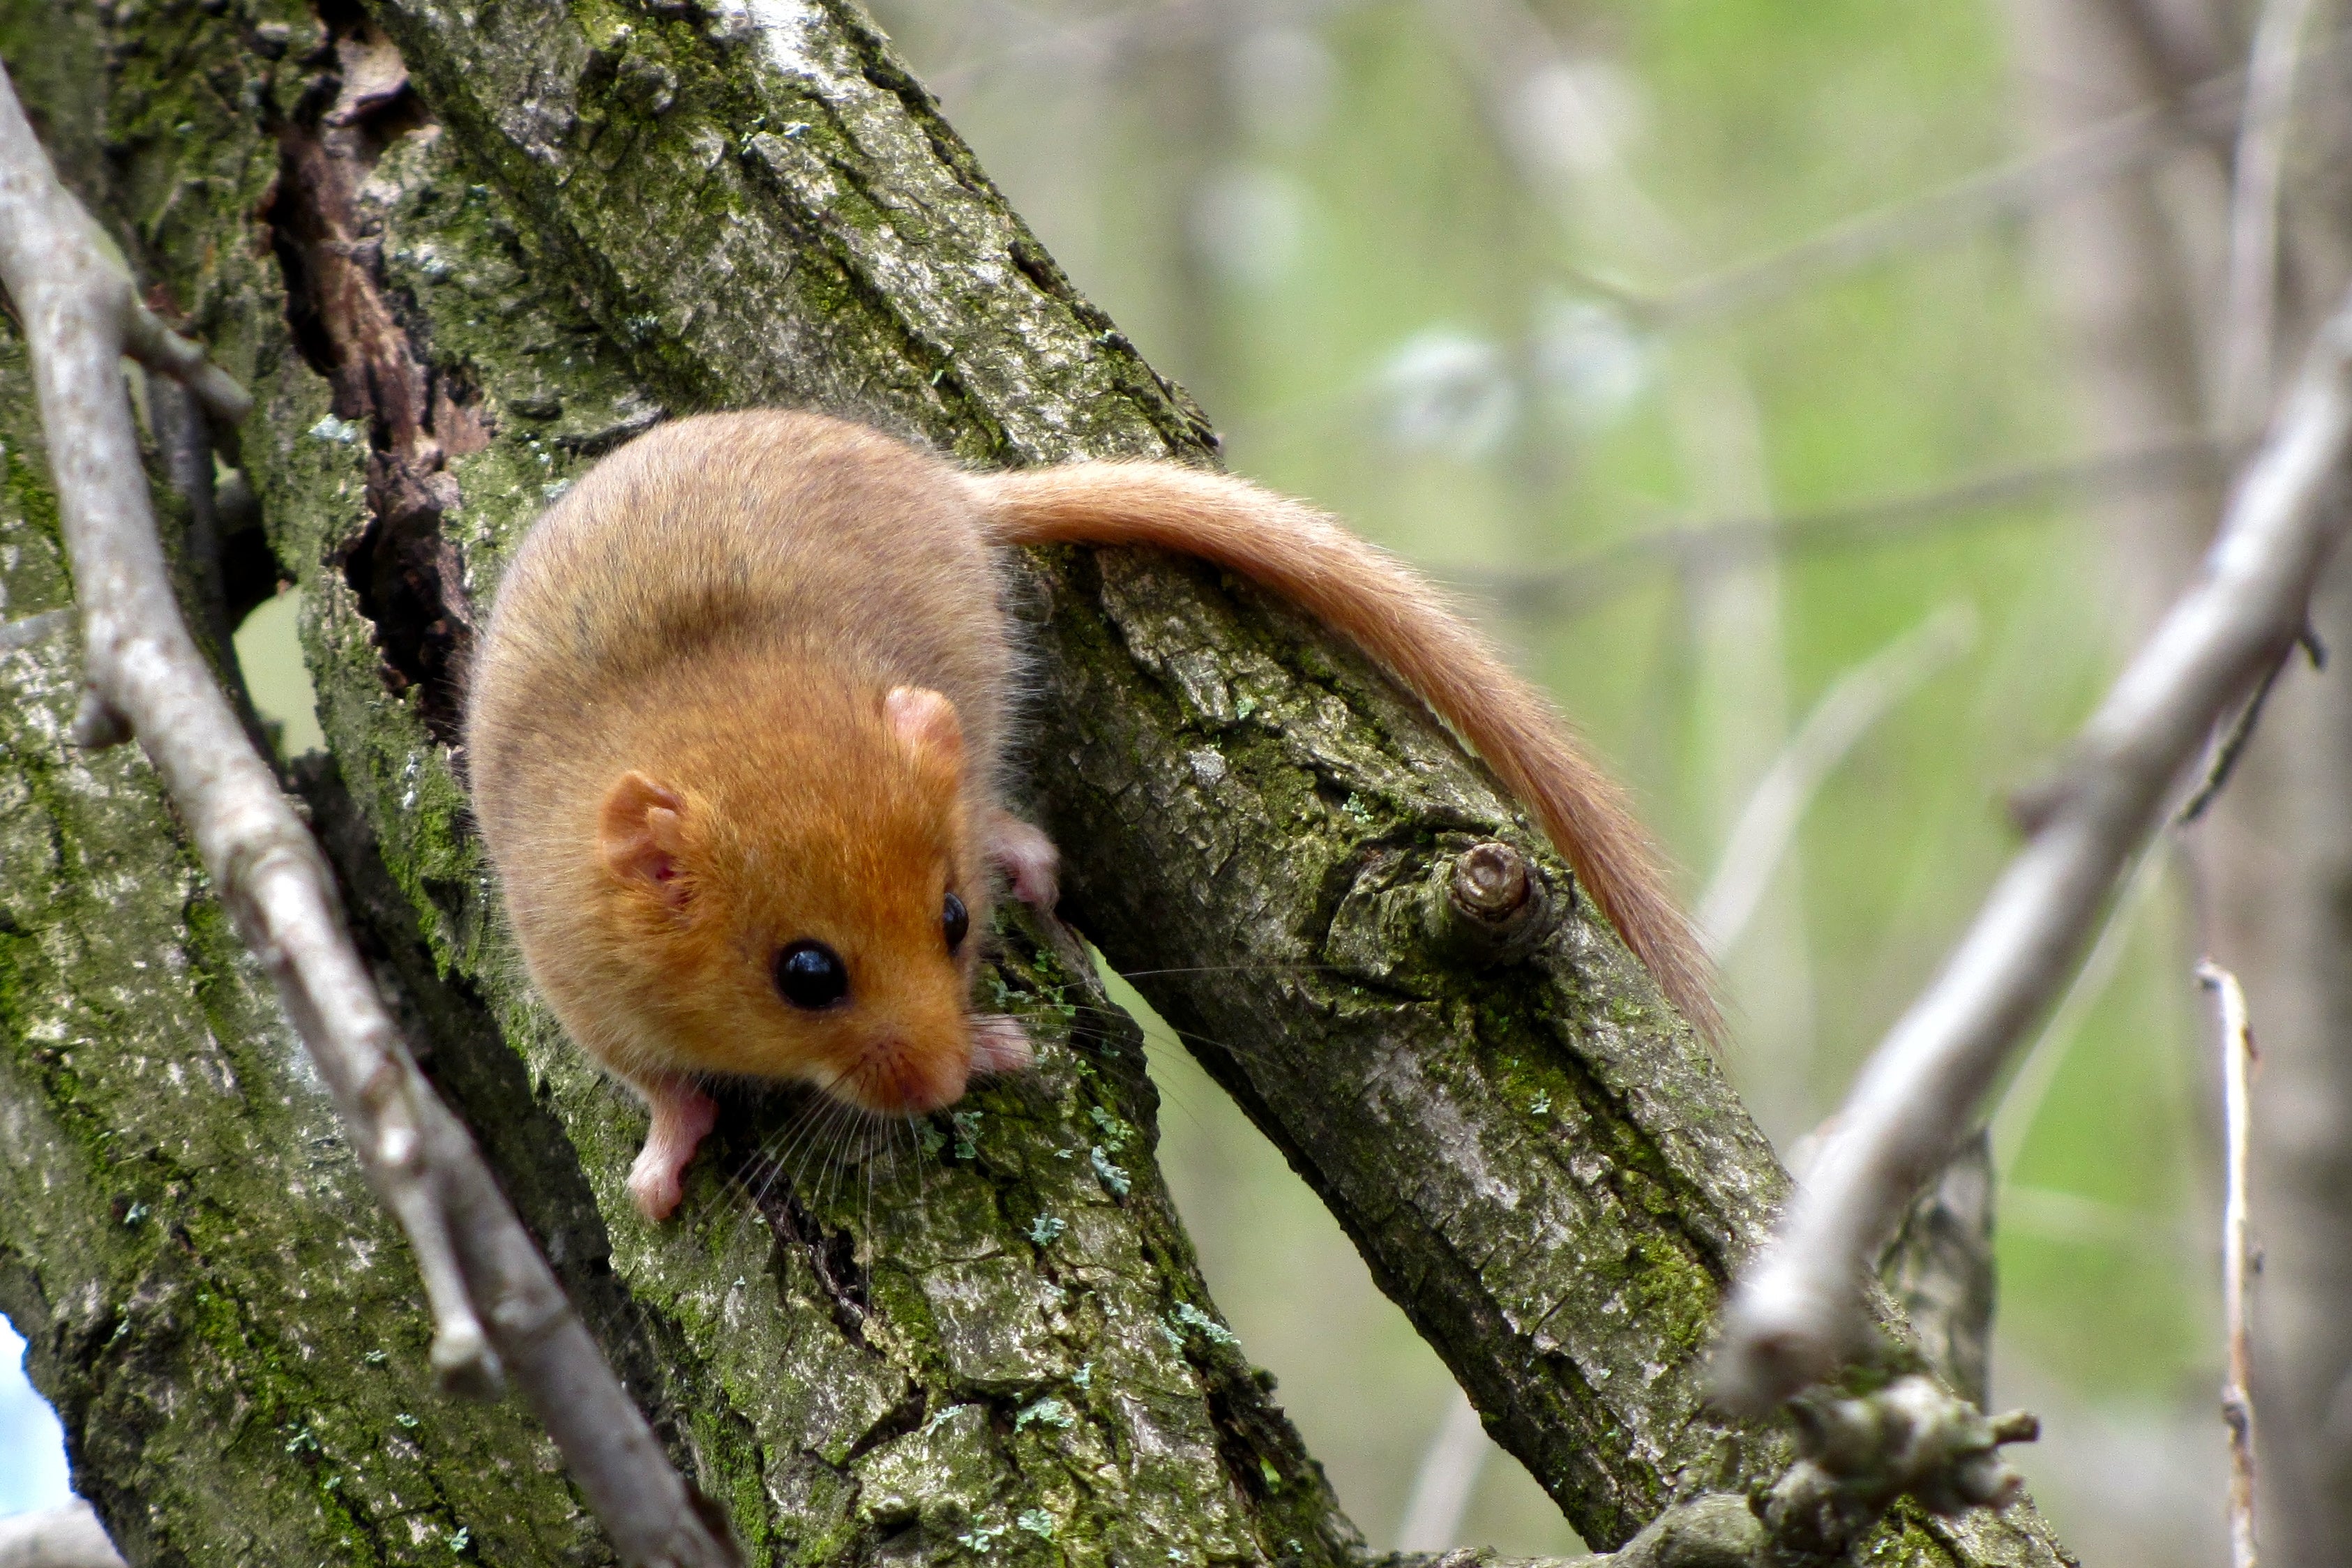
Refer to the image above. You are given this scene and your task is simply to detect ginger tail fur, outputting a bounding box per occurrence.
[976,462,1721,1042]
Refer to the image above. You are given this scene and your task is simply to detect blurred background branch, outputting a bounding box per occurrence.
[850,2,2352,1555]
[1467,439,2227,619]
[2201,960,2261,1568]
[1697,602,1980,960]
[2217,0,2321,437]
[1656,24,2352,331]
[1718,284,2352,1411]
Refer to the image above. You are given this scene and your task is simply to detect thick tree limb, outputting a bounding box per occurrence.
[0,57,734,1568]
[1714,287,2352,1412]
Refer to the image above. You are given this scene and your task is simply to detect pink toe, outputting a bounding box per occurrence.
[627,1080,718,1223]
[628,1159,684,1223]
[972,1015,1036,1075]
[988,814,1061,911]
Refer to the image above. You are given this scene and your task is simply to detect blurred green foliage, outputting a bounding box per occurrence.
[852,0,2221,1556]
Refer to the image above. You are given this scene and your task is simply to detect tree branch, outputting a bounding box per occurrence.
[1654,28,2352,329]
[0,59,734,1568]
[1713,286,2352,1412]
[2200,960,2261,1568]
[1394,1388,1491,1553]
[1984,839,2171,1176]
[1696,604,1977,960]
[1472,438,2224,620]
[2217,0,2319,437]
[926,0,1345,96]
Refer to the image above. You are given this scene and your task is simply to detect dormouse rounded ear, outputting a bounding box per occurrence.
[884,686,964,775]
[600,771,692,907]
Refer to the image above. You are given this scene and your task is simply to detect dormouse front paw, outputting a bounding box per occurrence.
[986,811,1060,911]
[626,1078,718,1222]
[972,1014,1036,1075]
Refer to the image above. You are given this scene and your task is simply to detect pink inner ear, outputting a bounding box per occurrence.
[884,686,965,769]
[600,771,692,907]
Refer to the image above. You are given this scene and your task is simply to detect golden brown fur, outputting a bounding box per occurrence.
[976,463,1719,1039]
[467,412,1009,1123]
[466,407,1714,1218]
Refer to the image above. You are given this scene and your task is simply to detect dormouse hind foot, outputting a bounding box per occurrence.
[626,1077,719,1222]
[986,811,1060,910]
[972,1014,1035,1075]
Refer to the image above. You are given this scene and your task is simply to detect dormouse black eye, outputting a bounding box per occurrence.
[774,941,849,1010]
[942,892,970,953]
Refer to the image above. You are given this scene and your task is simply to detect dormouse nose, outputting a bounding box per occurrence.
[854,1034,972,1115]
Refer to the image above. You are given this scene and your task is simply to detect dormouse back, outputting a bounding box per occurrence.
[479,412,1004,716]
[465,411,1017,829]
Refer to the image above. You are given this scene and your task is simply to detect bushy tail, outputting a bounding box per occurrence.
[976,462,1719,1041]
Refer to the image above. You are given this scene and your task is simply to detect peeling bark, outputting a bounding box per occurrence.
[0,1,2079,1565]
[267,27,481,742]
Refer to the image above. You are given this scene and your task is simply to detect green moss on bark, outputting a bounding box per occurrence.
[0,1,2075,1565]
[0,416,614,1565]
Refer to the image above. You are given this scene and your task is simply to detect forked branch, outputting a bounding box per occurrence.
[0,60,737,1568]
[1713,285,2352,1412]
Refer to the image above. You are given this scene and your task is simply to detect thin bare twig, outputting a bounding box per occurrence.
[1473,437,2224,620]
[0,61,737,1568]
[1698,603,1978,960]
[1654,29,2352,330]
[2173,626,2319,824]
[1394,1386,1490,1553]
[2201,960,2261,1568]
[2218,0,2319,437]
[1711,284,2352,1414]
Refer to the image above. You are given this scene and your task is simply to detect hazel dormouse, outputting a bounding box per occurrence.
[463,410,1711,1221]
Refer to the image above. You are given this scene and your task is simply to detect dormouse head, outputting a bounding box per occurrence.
[594,684,990,1115]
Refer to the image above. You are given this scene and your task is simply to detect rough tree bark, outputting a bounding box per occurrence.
[1995,3,2352,1563]
[0,2,2074,1565]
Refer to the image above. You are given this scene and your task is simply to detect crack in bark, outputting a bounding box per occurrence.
[1198,1362,1307,1508]
[841,1384,930,1465]
[747,1143,880,1348]
[265,2,480,747]
[1525,1040,1742,1289]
